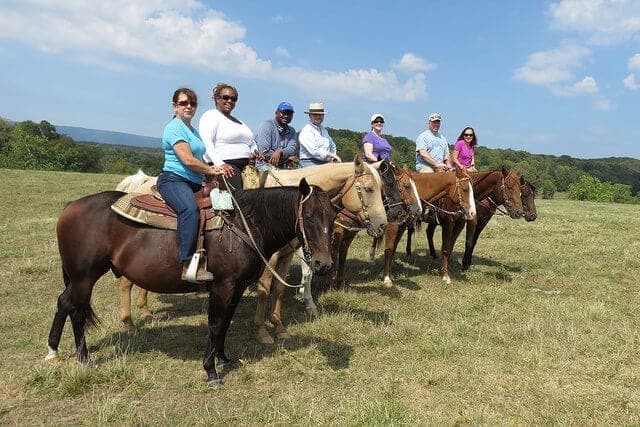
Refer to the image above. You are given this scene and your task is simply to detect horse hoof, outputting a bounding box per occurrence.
[275,328,292,340]
[442,276,451,284]
[207,379,223,390]
[256,328,275,345]
[382,277,393,288]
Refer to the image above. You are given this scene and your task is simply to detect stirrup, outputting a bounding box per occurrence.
[182,253,214,283]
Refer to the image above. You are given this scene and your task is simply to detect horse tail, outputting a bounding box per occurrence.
[81,304,100,330]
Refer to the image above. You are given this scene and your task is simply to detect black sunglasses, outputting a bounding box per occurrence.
[463,133,474,137]
[176,100,197,107]
[219,94,238,102]
[372,119,384,124]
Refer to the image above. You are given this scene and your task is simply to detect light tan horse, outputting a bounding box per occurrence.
[253,156,388,344]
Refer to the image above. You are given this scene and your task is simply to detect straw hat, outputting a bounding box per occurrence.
[304,102,326,114]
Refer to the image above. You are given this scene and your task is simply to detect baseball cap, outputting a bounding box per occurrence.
[370,113,384,123]
[428,113,442,122]
[277,101,294,112]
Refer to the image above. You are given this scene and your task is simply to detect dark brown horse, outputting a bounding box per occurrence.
[461,175,538,270]
[45,180,336,388]
[421,168,525,283]
[374,167,477,287]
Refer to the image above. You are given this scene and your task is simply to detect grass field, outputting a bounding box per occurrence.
[1,168,639,424]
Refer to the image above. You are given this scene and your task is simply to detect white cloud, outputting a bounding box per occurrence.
[275,47,290,58]
[514,42,591,86]
[628,53,640,70]
[623,73,640,90]
[274,67,427,102]
[570,76,599,94]
[594,98,615,111]
[392,53,436,73]
[549,0,640,45]
[0,0,428,103]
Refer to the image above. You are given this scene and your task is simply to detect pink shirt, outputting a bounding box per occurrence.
[454,139,475,168]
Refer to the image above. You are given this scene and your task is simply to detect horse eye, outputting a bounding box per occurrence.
[365,187,374,193]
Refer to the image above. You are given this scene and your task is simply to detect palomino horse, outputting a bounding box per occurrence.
[461,175,538,270]
[45,180,336,388]
[254,156,391,344]
[422,168,525,283]
[321,161,423,291]
[374,167,477,287]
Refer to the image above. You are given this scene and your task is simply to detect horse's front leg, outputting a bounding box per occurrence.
[369,236,380,264]
[405,224,414,256]
[426,221,438,259]
[297,248,318,318]
[439,220,455,284]
[270,250,295,340]
[135,287,151,318]
[336,231,357,290]
[325,229,344,291]
[254,252,278,344]
[382,222,403,287]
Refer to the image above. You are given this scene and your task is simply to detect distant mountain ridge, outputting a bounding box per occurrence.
[57,125,161,148]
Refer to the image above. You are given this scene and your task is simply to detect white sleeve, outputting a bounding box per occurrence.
[199,110,224,165]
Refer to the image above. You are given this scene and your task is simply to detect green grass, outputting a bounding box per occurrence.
[1,168,639,424]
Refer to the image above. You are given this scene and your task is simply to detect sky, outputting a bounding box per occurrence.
[1,0,639,160]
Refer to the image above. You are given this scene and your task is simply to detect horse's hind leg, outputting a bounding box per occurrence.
[297,248,318,318]
[255,251,280,344]
[270,250,295,339]
[135,287,151,318]
[119,277,135,329]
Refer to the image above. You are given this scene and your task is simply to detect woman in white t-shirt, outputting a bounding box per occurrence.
[199,83,263,190]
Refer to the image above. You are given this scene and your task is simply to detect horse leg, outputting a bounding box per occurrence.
[405,223,414,256]
[135,287,152,318]
[254,252,278,344]
[426,222,438,259]
[297,247,318,318]
[461,218,478,270]
[325,229,344,291]
[270,250,295,340]
[336,231,357,290]
[204,279,246,388]
[439,220,455,284]
[381,221,401,287]
[369,237,380,264]
[118,277,135,329]
[462,215,491,270]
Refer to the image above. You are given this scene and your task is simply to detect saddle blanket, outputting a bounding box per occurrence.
[111,193,224,231]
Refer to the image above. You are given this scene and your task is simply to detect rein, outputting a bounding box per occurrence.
[223,177,313,288]
[421,175,470,219]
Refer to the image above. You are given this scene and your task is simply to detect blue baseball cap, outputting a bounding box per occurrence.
[277,101,294,112]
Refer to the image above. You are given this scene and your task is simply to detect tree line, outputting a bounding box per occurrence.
[1,118,638,203]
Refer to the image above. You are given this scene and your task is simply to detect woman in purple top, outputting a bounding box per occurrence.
[452,126,477,171]
[362,113,392,162]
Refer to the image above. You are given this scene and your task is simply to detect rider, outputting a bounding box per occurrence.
[415,113,451,173]
[362,113,392,162]
[298,102,341,167]
[157,87,221,284]
[255,101,299,171]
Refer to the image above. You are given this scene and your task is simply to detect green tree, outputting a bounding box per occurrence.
[540,179,556,199]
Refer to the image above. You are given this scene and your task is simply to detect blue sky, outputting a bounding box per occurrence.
[1,0,639,159]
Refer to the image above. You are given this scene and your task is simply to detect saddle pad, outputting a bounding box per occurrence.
[111,193,223,231]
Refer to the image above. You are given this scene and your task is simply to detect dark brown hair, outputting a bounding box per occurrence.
[212,82,238,100]
[457,126,478,147]
[172,87,197,104]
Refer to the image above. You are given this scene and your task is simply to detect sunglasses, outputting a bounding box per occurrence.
[463,133,474,137]
[176,100,197,107]
[372,119,384,124]
[219,94,238,102]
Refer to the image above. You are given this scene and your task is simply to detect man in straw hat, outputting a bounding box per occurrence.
[415,112,451,173]
[298,102,341,168]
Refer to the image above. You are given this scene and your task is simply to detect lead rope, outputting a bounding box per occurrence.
[223,176,305,288]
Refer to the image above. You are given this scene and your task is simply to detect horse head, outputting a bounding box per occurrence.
[338,155,387,237]
[371,158,405,222]
[392,162,422,220]
[501,167,525,219]
[296,178,336,275]
[520,175,538,222]
[450,168,476,220]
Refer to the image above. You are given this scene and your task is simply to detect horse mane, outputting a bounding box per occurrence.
[232,187,299,232]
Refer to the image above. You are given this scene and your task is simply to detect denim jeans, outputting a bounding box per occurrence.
[157,171,201,262]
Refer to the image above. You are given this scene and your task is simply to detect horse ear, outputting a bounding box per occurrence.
[354,154,365,173]
[299,178,311,197]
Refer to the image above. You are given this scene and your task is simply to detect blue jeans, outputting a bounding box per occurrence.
[157,171,201,263]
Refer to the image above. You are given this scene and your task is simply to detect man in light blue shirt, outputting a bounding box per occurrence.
[255,101,299,171]
[298,102,341,168]
[415,113,451,173]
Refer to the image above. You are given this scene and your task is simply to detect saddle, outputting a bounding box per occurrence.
[111,184,224,231]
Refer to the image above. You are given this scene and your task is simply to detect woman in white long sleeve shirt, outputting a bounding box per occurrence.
[199,83,263,189]
[298,102,341,168]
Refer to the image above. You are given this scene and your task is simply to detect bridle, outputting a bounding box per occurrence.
[332,170,377,232]
[391,164,421,222]
[421,175,472,219]
[486,173,521,216]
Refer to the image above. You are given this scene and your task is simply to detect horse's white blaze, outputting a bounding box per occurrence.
[409,179,422,216]
[466,181,476,219]
[44,345,58,362]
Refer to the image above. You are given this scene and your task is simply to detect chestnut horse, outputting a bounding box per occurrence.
[373,167,477,287]
[421,168,525,283]
[253,157,392,344]
[461,175,538,270]
[45,180,336,388]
